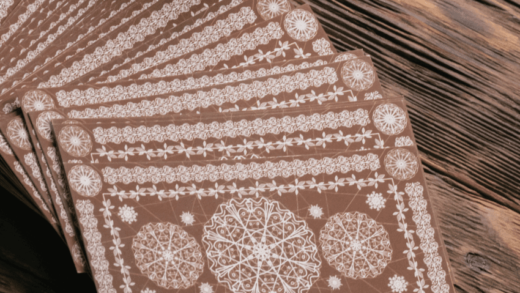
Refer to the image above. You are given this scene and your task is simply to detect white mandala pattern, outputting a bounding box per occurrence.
[320,211,392,279]
[384,148,418,180]
[309,205,324,219]
[341,59,375,91]
[257,0,291,20]
[58,125,93,157]
[366,191,386,211]
[283,9,319,41]
[118,205,138,224]
[132,222,204,289]
[199,283,214,293]
[181,211,195,225]
[22,90,55,112]
[68,165,102,197]
[373,103,407,135]
[328,275,342,290]
[35,111,65,141]
[6,117,32,150]
[203,197,321,293]
[389,275,408,293]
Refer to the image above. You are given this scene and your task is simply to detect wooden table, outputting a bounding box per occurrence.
[1,0,519,291]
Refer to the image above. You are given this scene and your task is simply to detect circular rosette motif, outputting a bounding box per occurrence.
[6,117,32,150]
[132,222,204,289]
[320,212,392,279]
[340,59,376,91]
[36,111,65,141]
[384,148,418,180]
[203,197,321,293]
[373,103,407,135]
[22,90,55,112]
[283,9,319,42]
[58,125,92,157]
[257,0,291,20]
[67,165,102,197]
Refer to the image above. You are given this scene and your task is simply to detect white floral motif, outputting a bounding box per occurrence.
[334,53,358,62]
[118,205,138,224]
[2,97,19,114]
[139,22,285,80]
[103,5,257,83]
[69,66,339,119]
[72,243,86,267]
[320,211,392,279]
[364,91,383,100]
[0,0,46,49]
[180,211,195,225]
[203,197,321,293]
[199,283,214,293]
[76,200,115,292]
[68,165,102,197]
[309,205,324,219]
[388,275,408,293]
[384,148,418,180]
[283,9,318,41]
[36,111,65,141]
[6,117,32,150]
[366,191,386,211]
[405,183,450,293]
[22,90,55,112]
[58,125,93,157]
[141,289,155,293]
[0,0,14,22]
[0,133,13,155]
[102,153,380,185]
[312,38,334,56]
[24,153,48,193]
[92,108,369,144]
[132,222,204,289]
[257,0,291,20]
[38,0,202,88]
[58,59,328,107]
[395,136,414,147]
[328,276,342,290]
[341,59,375,91]
[373,103,407,135]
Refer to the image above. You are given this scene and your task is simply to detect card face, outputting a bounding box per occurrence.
[52,98,414,164]
[63,145,454,293]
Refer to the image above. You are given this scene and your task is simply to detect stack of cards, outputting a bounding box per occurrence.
[0,1,456,292]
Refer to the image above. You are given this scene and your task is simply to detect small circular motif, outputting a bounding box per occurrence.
[6,117,32,150]
[133,222,204,289]
[384,148,418,180]
[36,111,65,141]
[22,90,55,112]
[373,103,407,135]
[257,0,291,20]
[58,125,92,157]
[283,9,319,42]
[320,211,392,279]
[203,197,321,293]
[67,165,102,197]
[341,59,375,91]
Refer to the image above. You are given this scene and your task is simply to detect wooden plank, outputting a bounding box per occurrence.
[296,0,520,211]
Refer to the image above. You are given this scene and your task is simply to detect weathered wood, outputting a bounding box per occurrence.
[296,0,520,211]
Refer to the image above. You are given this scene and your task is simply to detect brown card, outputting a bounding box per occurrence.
[0,0,212,102]
[52,98,413,164]
[76,0,294,85]
[63,146,455,293]
[103,5,337,82]
[0,110,88,272]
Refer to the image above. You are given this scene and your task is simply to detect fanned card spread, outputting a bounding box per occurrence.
[0,0,456,291]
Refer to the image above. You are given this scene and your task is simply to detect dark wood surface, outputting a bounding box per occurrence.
[1,0,519,292]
